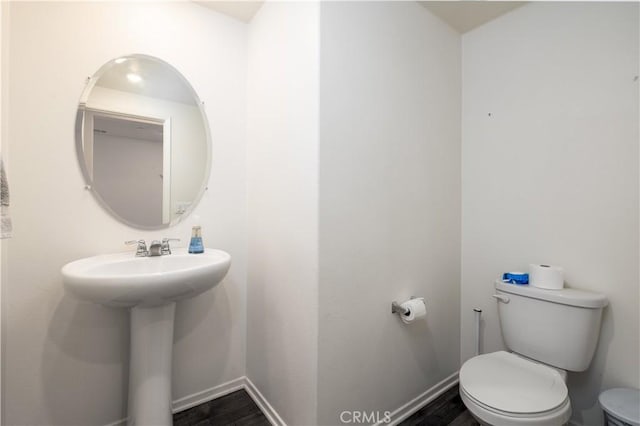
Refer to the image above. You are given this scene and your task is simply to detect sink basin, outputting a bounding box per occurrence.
[61,247,231,426]
[62,248,231,307]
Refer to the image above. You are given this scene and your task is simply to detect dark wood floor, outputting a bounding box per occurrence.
[400,385,479,426]
[173,385,476,426]
[173,390,270,426]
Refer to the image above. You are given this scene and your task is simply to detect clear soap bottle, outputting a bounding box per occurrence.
[188,225,204,254]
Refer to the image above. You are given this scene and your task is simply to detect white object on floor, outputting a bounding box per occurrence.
[599,388,640,426]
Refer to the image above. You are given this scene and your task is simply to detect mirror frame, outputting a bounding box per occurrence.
[75,54,212,230]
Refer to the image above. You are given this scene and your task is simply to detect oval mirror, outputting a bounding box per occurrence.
[75,54,210,229]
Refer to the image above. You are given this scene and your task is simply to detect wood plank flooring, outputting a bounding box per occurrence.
[173,390,270,426]
[173,385,476,426]
[400,385,479,426]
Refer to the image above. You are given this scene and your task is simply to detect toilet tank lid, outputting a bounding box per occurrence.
[495,280,608,308]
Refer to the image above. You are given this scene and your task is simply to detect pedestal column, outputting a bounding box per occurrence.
[128,302,176,426]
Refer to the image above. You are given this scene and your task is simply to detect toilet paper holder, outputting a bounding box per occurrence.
[391,296,417,316]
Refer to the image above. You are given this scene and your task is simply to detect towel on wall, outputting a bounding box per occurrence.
[1,156,12,239]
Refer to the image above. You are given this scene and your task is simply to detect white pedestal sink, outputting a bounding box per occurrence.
[61,248,231,426]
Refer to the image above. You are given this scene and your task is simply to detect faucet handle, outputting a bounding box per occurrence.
[161,238,180,255]
[125,239,148,257]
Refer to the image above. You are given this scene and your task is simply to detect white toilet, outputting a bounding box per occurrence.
[459,280,608,426]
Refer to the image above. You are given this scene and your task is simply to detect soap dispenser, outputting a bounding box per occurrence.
[188,226,204,254]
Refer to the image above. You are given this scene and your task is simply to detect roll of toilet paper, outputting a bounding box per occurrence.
[400,298,426,324]
[529,264,564,290]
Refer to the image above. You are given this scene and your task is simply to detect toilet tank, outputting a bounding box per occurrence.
[495,281,608,372]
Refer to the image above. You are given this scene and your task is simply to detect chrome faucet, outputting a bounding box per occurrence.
[148,240,163,257]
[125,238,180,257]
[161,238,180,255]
[125,239,149,257]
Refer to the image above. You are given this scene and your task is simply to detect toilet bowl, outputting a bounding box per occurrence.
[459,351,572,426]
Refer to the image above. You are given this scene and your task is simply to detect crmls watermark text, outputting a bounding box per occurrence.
[339,410,392,424]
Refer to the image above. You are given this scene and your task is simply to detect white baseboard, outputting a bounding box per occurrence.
[105,372,458,426]
[244,377,287,426]
[243,373,459,426]
[380,371,460,426]
[171,376,286,426]
[104,377,248,426]
[104,416,127,426]
[170,376,285,426]
[172,376,246,413]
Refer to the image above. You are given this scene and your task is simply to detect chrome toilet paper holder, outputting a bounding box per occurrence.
[391,296,417,316]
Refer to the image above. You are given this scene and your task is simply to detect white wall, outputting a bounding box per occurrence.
[246,2,320,425]
[461,3,639,425]
[317,2,461,423]
[3,2,247,425]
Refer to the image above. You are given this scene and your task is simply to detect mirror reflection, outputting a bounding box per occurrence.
[76,54,210,229]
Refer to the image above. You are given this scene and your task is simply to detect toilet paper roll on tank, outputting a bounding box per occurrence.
[529,264,564,290]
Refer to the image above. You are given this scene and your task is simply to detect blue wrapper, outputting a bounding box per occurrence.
[502,272,529,284]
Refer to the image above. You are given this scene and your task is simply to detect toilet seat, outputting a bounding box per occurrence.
[459,351,572,425]
[460,385,571,426]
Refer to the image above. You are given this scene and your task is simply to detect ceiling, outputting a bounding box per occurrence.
[419,1,526,33]
[96,56,197,105]
[94,115,164,143]
[195,1,526,33]
[195,1,264,22]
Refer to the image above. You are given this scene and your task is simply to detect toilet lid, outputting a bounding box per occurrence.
[460,351,568,414]
[599,388,640,426]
